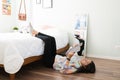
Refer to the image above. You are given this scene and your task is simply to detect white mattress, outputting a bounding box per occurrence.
[0,30,68,74]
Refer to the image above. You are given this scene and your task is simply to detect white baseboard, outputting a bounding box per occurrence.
[87,54,120,61]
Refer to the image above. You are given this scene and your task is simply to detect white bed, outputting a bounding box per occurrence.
[0,28,69,75]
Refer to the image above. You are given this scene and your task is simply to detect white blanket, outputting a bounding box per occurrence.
[0,33,44,74]
[0,30,68,74]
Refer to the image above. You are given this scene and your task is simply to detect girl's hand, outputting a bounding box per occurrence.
[67,52,74,59]
[70,64,75,67]
[60,68,77,74]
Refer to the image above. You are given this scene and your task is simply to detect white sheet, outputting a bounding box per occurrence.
[39,28,69,50]
[0,30,69,74]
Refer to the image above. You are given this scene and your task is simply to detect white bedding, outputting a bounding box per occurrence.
[0,30,68,74]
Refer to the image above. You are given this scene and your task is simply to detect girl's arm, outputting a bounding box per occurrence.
[65,52,75,66]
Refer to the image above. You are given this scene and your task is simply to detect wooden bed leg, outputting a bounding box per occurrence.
[10,74,15,80]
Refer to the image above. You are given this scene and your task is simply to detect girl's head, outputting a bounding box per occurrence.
[80,58,92,66]
[77,58,96,73]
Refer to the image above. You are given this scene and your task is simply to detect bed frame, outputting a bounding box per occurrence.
[0,44,69,80]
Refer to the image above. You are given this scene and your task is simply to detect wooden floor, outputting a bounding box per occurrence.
[0,57,120,80]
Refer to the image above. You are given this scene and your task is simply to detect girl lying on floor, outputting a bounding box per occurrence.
[30,23,96,73]
[53,44,96,74]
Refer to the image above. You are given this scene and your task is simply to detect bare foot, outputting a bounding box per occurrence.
[32,29,38,36]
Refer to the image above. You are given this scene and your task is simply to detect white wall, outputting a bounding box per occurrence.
[85,0,120,60]
[16,0,31,30]
[31,0,120,60]
[0,0,16,32]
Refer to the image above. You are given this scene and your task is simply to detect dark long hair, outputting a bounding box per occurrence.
[76,61,96,73]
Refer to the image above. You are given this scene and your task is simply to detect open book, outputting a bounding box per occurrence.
[65,44,81,55]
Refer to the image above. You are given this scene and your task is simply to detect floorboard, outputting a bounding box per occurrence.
[0,57,120,80]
